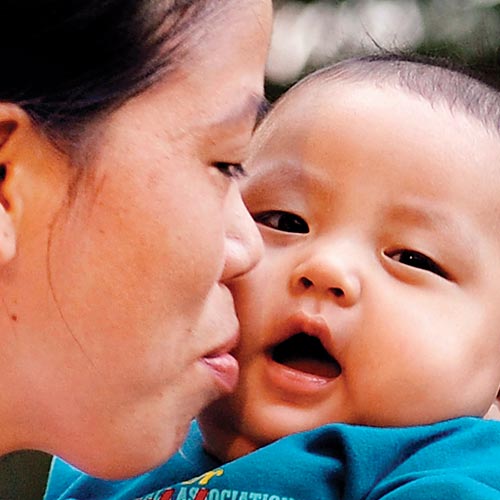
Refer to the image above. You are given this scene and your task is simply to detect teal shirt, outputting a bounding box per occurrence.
[46,417,500,500]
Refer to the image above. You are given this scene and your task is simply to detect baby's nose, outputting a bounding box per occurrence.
[292,246,361,307]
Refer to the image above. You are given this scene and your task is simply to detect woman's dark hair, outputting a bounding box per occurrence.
[0,0,218,149]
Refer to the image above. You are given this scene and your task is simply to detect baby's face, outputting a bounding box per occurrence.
[200,79,500,461]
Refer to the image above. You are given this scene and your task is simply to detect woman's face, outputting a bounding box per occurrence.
[2,0,271,478]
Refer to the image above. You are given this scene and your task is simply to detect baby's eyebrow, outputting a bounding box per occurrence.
[387,203,456,228]
[386,202,477,251]
[245,159,301,187]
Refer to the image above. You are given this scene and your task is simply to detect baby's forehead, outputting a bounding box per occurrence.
[260,79,454,141]
[262,79,404,133]
[263,57,500,143]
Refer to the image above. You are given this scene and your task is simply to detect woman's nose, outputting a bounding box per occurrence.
[291,246,361,307]
[221,183,263,282]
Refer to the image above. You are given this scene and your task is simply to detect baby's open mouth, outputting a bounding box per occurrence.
[271,333,341,379]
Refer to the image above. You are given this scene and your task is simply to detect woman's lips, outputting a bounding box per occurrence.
[202,331,240,393]
[202,352,239,393]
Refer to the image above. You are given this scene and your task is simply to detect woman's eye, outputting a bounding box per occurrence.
[212,162,246,179]
[253,211,309,233]
[388,249,448,279]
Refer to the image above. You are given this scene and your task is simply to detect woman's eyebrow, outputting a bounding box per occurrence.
[211,93,268,129]
[254,98,271,130]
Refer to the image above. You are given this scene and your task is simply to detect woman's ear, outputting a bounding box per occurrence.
[0,191,16,264]
[0,106,28,264]
[0,103,73,267]
[0,103,47,265]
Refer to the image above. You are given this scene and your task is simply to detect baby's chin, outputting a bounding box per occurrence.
[199,395,332,461]
[202,430,262,462]
[199,404,265,462]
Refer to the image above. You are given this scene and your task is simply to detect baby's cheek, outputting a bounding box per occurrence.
[232,268,265,315]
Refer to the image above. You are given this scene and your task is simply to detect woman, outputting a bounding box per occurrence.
[0,0,271,480]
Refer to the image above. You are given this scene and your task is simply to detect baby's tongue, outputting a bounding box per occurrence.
[283,356,341,379]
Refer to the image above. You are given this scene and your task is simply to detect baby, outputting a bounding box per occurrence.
[199,53,500,463]
[46,55,500,499]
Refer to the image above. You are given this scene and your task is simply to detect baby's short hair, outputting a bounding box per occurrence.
[292,53,500,137]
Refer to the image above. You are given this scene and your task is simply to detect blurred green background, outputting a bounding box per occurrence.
[5,0,499,498]
[265,0,500,100]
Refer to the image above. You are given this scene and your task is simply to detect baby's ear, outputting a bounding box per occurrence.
[484,390,500,421]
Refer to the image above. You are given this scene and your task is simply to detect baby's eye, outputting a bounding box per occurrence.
[253,211,309,233]
[212,162,246,179]
[387,249,448,279]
